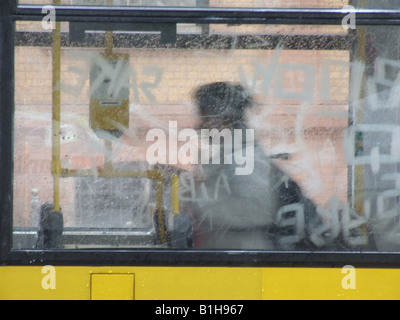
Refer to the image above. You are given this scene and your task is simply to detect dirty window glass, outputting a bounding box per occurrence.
[12,19,400,252]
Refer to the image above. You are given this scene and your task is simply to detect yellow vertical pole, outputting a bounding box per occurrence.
[52,0,61,212]
[105,30,113,58]
[105,0,114,57]
[104,139,113,173]
[103,0,114,172]
[156,176,167,243]
[171,174,180,215]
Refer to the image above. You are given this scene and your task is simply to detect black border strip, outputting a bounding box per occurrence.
[3,3,400,268]
[5,250,400,268]
[0,0,15,265]
[13,5,400,25]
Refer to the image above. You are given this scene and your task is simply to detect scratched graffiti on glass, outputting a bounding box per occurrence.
[12,23,400,252]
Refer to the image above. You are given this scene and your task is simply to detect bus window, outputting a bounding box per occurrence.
[10,6,400,254]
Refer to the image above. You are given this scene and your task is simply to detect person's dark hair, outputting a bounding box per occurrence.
[193,82,253,123]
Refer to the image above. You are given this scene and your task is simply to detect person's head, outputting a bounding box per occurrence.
[193,82,253,129]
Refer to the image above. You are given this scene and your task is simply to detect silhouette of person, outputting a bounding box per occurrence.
[179,81,321,250]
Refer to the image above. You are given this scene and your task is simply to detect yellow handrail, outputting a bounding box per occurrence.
[50,0,178,244]
[171,174,180,215]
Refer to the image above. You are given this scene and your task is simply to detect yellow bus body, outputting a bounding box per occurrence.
[1,266,400,300]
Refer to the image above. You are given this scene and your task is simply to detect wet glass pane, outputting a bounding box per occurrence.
[12,19,400,252]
